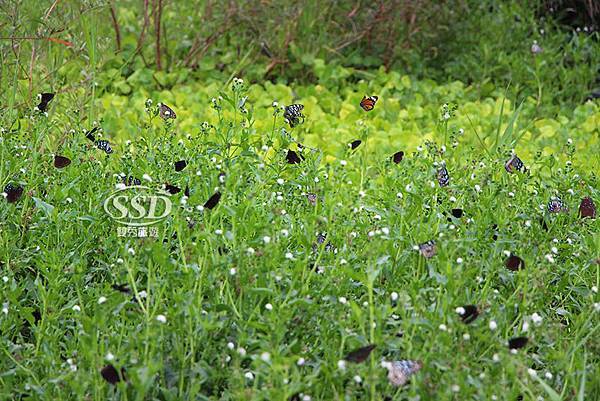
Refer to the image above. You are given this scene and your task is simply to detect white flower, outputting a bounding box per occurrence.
[105,352,115,361]
[449,196,456,202]
[297,357,306,366]
[381,227,390,235]
[244,372,254,380]
[508,192,515,198]
[138,290,147,298]
[215,229,223,235]
[340,160,347,166]
[72,305,81,312]
[338,297,347,304]
[474,184,481,192]
[227,342,235,350]
[156,314,167,323]
[229,268,237,276]
[439,324,448,331]
[97,296,107,305]
[551,246,558,254]
[503,250,511,257]
[456,257,463,264]
[314,177,319,183]
[456,306,465,315]
[545,254,555,263]
[1,303,8,315]
[545,372,553,380]
[451,384,460,392]
[528,368,537,377]
[127,247,135,255]
[396,192,403,199]
[277,178,284,185]
[265,303,273,311]
[358,190,366,198]
[263,236,271,244]
[567,138,573,145]
[463,333,470,340]
[237,347,247,356]
[260,352,271,362]
[285,252,294,260]
[492,353,500,362]
[66,197,73,204]
[353,375,362,384]
[489,320,497,331]
[594,302,599,312]
[391,292,399,302]
[531,313,543,325]
[196,205,204,212]
[2,276,8,283]
[115,183,127,190]
[525,220,531,227]
[247,247,255,255]
[337,360,347,371]
[340,258,347,265]
[142,173,152,182]
[592,286,598,294]
[522,320,529,332]
[405,184,412,191]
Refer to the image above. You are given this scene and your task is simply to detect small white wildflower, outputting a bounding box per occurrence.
[489,320,497,331]
[381,227,390,235]
[244,372,254,380]
[156,314,167,323]
[358,190,366,198]
[246,247,255,255]
[545,254,555,263]
[263,236,271,244]
[340,258,347,265]
[531,313,543,325]
[338,297,347,305]
[238,347,247,356]
[449,196,457,202]
[567,138,573,145]
[297,357,306,366]
[227,342,235,350]
[525,220,531,227]
[340,160,347,166]
[105,352,115,361]
[474,184,481,192]
[138,290,147,298]
[545,372,553,380]
[66,197,73,204]
[337,360,347,371]
[522,320,529,332]
[229,268,237,276]
[463,333,470,340]
[405,184,412,191]
[276,178,284,185]
[451,384,460,392]
[260,352,271,362]
[1,303,8,315]
[492,353,500,362]
[72,305,81,312]
[594,302,600,312]
[528,368,537,377]
[391,292,399,302]
[551,246,558,254]
[285,252,294,260]
[508,192,515,198]
[142,174,152,182]
[353,375,362,384]
[439,324,448,331]
[456,257,463,264]
[592,286,598,294]
[456,306,466,315]
[2,276,8,283]
[265,303,273,311]
[503,250,511,257]
[127,247,135,255]
[396,192,403,199]
[97,296,107,305]
[416,145,423,152]
[314,177,319,183]
[115,183,127,190]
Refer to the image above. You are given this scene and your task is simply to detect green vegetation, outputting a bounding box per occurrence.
[1,1,599,400]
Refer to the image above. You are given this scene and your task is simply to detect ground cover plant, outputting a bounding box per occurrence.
[1,1,600,400]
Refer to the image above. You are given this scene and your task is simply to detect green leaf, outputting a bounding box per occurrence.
[32,197,55,216]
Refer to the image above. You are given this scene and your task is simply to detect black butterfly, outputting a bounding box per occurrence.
[37,93,55,112]
[447,208,464,221]
[204,192,222,209]
[111,283,131,294]
[159,103,177,119]
[85,127,99,142]
[174,160,187,172]
[100,364,126,385]
[286,149,303,164]
[283,104,305,128]
[547,197,566,213]
[504,154,524,173]
[508,336,529,350]
[4,183,24,203]
[437,165,450,187]
[344,344,376,363]
[54,155,71,168]
[123,176,141,186]
[96,140,113,154]
[164,184,181,194]
[184,185,190,197]
[505,254,525,271]
[349,140,362,150]
[491,224,499,241]
[418,240,437,258]
[579,197,596,219]
[457,305,479,324]
[392,151,404,164]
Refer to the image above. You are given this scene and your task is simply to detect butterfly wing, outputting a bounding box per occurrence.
[54,155,72,168]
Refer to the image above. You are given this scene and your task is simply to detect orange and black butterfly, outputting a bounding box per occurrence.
[360,95,378,111]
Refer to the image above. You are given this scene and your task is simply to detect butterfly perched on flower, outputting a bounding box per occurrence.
[360,95,378,111]
[96,140,113,154]
[4,183,24,203]
[384,360,422,387]
[159,103,176,120]
[456,304,479,324]
[392,151,404,164]
[286,149,303,164]
[174,160,187,172]
[123,176,141,186]
[547,197,567,213]
[37,92,55,112]
[100,364,126,385]
[283,104,305,128]
[505,154,524,173]
[418,240,437,258]
[437,165,450,187]
[349,140,362,150]
[508,336,528,350]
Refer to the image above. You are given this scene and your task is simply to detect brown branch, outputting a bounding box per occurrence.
[109,2,121,52]
[134,0,150,58]
[28,44,36,102]
[154,0,163,70]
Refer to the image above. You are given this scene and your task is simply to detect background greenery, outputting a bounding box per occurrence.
[0,1,599,400]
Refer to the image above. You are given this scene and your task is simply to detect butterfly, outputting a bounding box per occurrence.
[4,183,24,203]
[96,140,113,154]
[448,208,464,220]
[184,185,190,197]
[385,360,422,387]
[349,140,362,150]
[159,103,177,119]
[100,364,126,385]
[204,192,222,209]
[283,104,305,128]
[547,197,567,213]
[578,197,596,219]
[418,240,437,258]
[306,193,317,205]
[360,95,378,111]
[123,176,141,186]
[437,165,450,187]
[504,154,524,173]
[85,127,99,142]
[505,254,525,271]
[508,336,529,350]
[111,283,131,294]
[286,149,303,164]
[174,160,187,172]
[54,155,71,168]
[164,184,181,194]
[344,344,376,363]
[37,93,55,112]
[457,305,479,324]
[392,151,404,164]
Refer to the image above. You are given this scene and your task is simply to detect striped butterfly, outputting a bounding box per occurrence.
[360,95,378,111]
